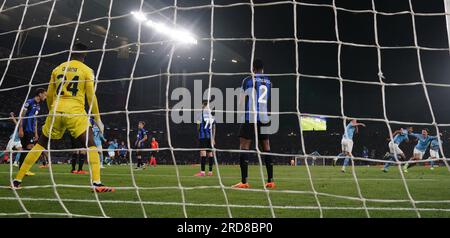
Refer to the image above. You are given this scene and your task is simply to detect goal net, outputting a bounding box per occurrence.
[0,0,450,218]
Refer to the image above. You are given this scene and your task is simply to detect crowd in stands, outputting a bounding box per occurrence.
[1,47,449,167]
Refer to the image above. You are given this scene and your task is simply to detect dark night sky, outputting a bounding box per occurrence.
[1,0,450,154]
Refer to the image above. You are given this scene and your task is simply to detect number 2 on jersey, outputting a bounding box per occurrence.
[258,85,268,104]
[56,74,79,96]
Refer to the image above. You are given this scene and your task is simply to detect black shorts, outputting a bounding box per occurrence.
[150,151,156,157]
[198,138,212,151]
[239,122,270,141]
[20,132,35,148]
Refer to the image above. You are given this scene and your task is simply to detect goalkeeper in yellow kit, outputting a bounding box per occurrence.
[11,43,114,192]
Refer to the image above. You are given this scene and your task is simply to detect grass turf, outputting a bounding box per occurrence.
[0,164,449,218]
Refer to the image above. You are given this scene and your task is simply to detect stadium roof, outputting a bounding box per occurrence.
[0,0,246,63]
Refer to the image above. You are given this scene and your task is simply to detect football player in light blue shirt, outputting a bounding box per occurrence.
[403,129,437,172]
[91,118,107,168]
[340,119,366,173]
[428,136,443,170]
[383,127,413,172]
[105,139,118,166]
[310,151,320,166]
[8,112,23,167]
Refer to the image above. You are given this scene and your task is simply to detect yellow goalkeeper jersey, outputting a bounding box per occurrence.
[47,60,100,120]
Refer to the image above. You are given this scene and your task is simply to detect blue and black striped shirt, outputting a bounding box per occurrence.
[136,128,148,147]
[198,109,215,139]
[22,98,41,133]
[241,74,271,123]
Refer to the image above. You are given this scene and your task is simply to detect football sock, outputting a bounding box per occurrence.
[15,144,44,181]
[18,149,27,168]
[404,161,409,169]
[87,146,101,183]
[208,156,214,172]
[99,151,104,166]
[239,152,249,184]
[334,153,344,165]
[71,153,78,171]
[343,156,351,168]
[78,153,85,171]
[14,153,20,163]
[200,156,206,172]
[383,155,395,170]
[137,158,142,167]
[263,152,273,183]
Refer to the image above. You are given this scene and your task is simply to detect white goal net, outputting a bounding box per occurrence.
[0,0,450,218]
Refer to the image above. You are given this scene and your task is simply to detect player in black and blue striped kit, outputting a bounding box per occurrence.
[135,121,148,169]
[233,59,275,189]
[18,88,47,171]
[194,100,216,177]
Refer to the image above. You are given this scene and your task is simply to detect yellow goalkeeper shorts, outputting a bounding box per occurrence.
[42,112,90,140]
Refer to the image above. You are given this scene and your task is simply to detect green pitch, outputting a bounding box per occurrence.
[0,164,449,218]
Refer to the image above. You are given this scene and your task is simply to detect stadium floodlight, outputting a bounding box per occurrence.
[131,11,197,45]
[231,59,238,63]
[145,19,197,45]
[131,11,147,22]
